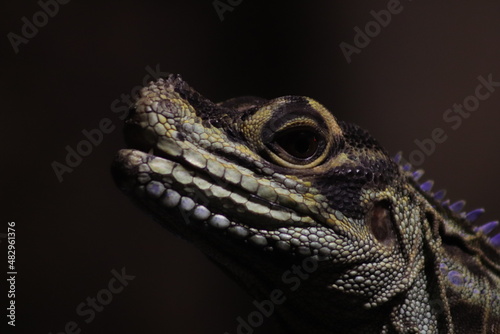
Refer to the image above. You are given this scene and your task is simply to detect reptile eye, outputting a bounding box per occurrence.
[267,126,327,167]
[245,97,341,169]
[275,128,320,160]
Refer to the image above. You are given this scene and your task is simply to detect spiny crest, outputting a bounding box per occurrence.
[393,152,500,248]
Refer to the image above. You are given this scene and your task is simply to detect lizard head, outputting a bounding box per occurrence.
[112,75,432,328]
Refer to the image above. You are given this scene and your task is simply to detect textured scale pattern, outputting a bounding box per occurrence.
[113,75,500,333]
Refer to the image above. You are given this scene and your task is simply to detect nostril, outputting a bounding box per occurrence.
[123,107,153,152]
[124,106,138,123]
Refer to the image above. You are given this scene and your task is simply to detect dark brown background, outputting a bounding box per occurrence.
[2,1,500,333]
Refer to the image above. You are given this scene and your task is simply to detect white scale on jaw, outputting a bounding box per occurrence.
[133,151,340,256]
[144,174,233,224]
[135,149,268,243]
[141,177,343,257]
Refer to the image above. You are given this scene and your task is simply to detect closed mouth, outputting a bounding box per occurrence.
[112,76,340,258]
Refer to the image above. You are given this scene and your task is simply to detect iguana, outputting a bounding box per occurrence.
[112,75,500,333]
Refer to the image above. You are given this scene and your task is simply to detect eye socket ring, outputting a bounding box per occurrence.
[238,96,343,170]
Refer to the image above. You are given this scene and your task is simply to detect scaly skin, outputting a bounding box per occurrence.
[112,75,500,333]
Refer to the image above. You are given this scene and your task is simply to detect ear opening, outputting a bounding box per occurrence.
[367,200,397,248]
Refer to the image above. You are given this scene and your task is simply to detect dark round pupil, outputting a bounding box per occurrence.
[276,130,319,159]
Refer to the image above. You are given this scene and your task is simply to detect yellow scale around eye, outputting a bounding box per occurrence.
[236,97,345,170]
